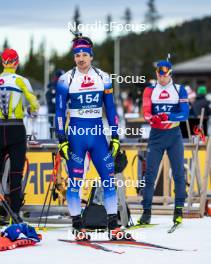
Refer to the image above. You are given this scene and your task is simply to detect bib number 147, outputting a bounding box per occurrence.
[155,105,173,112]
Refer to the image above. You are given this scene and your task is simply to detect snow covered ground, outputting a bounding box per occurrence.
[1,215,211,264]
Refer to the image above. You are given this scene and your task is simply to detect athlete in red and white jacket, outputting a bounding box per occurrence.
[143,61,189,129]
[140,60,189,226]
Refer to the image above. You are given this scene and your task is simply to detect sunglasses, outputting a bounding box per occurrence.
[156,66,172,76]
[3,58,19,65]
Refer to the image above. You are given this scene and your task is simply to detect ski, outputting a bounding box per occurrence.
[59,238,194,252]
[92,240,184,251]
[125,223,157,230]
[58,239,124,254]
[90,242,124,254]
[167,223,182,233]
[71,225,156,233]
[35,225,71,231]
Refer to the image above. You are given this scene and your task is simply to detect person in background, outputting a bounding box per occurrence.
[185,85,196,117]
[46,69,65,138]
[123,92,134,113]
[192,85,211,117]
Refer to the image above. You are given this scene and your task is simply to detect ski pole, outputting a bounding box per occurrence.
[37,152,61,229]
[0,186,19,224]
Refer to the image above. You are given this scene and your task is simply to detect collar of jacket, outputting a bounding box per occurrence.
[3,68,16,74]
[157,78,173,89]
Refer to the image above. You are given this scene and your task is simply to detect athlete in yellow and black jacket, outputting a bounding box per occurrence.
[0,48,39,222]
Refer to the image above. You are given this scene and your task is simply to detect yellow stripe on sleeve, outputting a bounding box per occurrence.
[104,88,113,94]
[16,77,39,112]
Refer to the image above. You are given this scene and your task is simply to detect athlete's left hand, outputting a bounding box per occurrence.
[27,106,38,118]
[109,137,120,158]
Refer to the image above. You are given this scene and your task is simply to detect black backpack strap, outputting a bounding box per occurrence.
[173,82,180,96]
[92,66,103,81]
[68,67,76,87]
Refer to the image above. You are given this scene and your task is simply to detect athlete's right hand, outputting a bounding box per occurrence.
[110,137,120,158]
[58,141,70,160]
[158,113,168,121]
[150,115,162,125]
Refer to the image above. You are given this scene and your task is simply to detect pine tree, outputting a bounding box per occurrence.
[73,6,81,33]
[105,14,112,39]
[21,37,45,84]
[144,0,161,30]
[123,7,132,25]
[121,8,132,35]
[2,39,9,49]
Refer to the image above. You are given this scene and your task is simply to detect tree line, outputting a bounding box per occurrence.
[1,1,211,90]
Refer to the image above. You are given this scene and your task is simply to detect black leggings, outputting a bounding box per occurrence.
[0,123,26,214]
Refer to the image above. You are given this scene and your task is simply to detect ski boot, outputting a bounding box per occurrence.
[173,207,183,224]
[108,214,133,241]
[72,215,90,241]
[138,209,151,224]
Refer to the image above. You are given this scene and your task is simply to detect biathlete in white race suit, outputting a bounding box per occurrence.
[55,35,132,241]
[140,60,189,225]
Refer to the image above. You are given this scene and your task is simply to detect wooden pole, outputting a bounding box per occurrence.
[199,137,211,217]
[187,108,205,210]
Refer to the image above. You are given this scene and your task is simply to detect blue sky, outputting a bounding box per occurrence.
[1,0,211,61]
